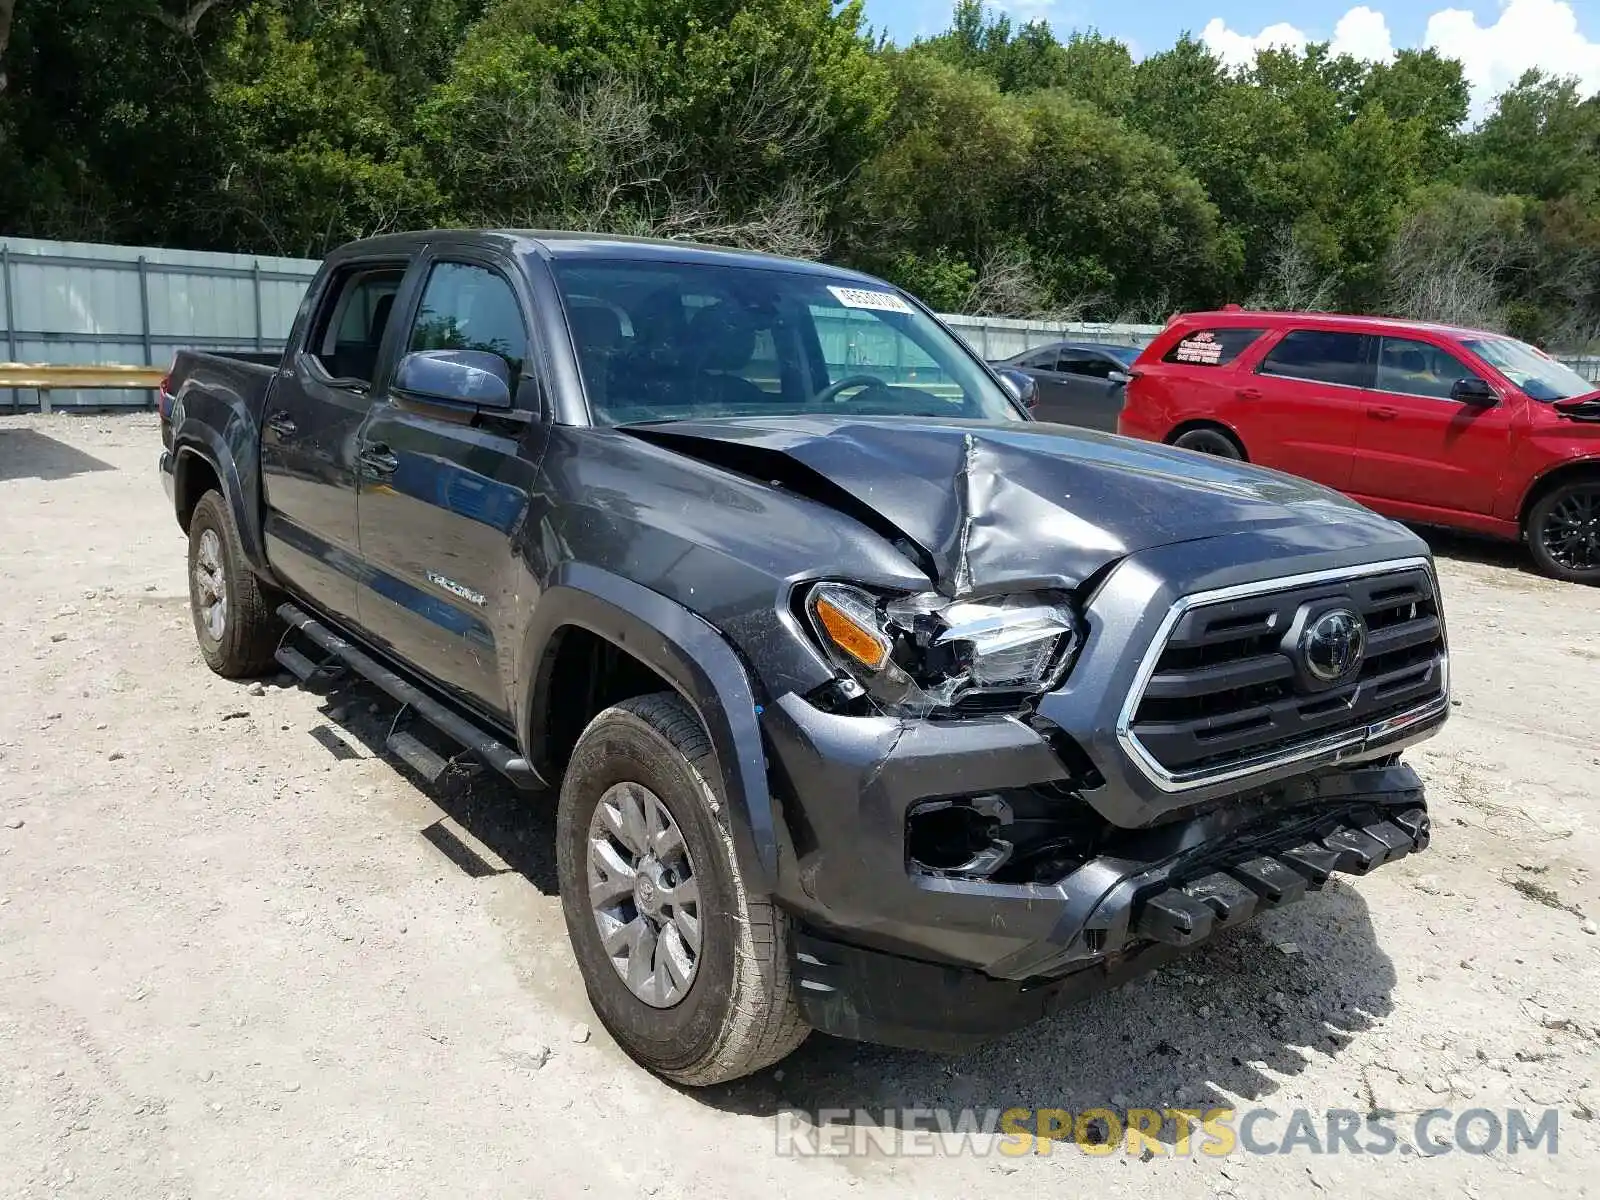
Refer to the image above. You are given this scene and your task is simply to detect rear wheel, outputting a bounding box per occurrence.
[187,490,283,676]
[1172,426,1244,460]
[1526,477,1600,585]
[556,692,809,1085]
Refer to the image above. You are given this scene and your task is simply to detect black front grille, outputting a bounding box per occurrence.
[1127,565,1446,780]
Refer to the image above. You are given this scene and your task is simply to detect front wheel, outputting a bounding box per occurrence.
[1526,477,1600,585]
[556,693,809,1085]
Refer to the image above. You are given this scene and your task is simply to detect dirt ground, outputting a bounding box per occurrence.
[1,412,1597,1200]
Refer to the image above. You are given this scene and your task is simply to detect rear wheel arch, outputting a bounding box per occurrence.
[1166,419,1249,461]
[173,446,222,532]
[171,426,271,576]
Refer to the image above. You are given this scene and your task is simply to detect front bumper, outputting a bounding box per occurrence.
[786,777,1429,1052]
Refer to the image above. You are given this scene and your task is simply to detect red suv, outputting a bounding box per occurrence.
[1118,311,1600,583]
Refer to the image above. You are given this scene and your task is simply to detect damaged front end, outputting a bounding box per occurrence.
[801,582,1084,717]
[757,539,1447,1053]
[788,767,1431,1053]
[622,412,1448,1054]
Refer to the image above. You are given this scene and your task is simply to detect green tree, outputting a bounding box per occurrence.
[1056,31,1135,115]
[205,5,444,256]
[1008,90,1240,310]
[1465,70,1600,203]
[845,51,1029,277]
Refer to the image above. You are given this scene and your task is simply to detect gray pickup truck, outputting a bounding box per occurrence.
[159,230,1449,1085]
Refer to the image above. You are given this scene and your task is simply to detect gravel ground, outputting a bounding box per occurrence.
[1,412,1597,1199]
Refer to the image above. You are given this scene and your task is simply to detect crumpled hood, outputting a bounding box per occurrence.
[624,416,1393,596]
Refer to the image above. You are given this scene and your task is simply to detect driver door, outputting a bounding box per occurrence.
[354,250,546,720]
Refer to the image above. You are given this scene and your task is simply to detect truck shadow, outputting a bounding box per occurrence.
[689,882,1397,1151]
[298,675,1398,1151]
[0,428,116,482]
[298,676,560,895]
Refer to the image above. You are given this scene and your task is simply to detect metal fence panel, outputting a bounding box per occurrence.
[1,235,1594,408]
[1,236,318,409]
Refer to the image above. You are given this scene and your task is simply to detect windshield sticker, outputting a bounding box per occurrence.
[828,285,915,315]
[1173,332,1225,365]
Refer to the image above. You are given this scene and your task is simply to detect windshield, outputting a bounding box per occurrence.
[1462,336,1597,402]
[551,259,1024,425]
[1103,344,1141,365]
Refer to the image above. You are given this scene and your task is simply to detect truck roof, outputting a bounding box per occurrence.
[331,228,886,285]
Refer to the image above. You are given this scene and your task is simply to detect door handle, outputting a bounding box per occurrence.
[359,443,399,477]
[1369,406,1399,421]
[1236,387,1262,400]
[266,410,296,437]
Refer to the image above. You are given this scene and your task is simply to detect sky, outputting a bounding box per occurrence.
[862,0,1600,118]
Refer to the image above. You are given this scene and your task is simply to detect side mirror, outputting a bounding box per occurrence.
[1450,376,1497,406]
[394,349,513,409]
[996,367,1038,410]
[1107,369,1133,386]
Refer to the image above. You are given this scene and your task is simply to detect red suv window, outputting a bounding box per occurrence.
[1258,330,1373,388]
[1162,328,1265,367]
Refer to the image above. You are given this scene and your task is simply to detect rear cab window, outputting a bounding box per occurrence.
[1162,328,1265,367]
[307,263,408,387]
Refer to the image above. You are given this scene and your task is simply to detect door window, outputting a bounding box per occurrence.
[408,262,527,376]
[1057,355,1116,379]
[1259,330,1372,388]
[308,264,407,386]
[1375,337,1474,400]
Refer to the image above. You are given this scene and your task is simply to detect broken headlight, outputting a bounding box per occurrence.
[804,582,1083,716]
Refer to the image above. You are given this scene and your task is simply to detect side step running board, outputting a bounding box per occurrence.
[276,602,544,791]
[274,644,345,695]
[385,729,451,785]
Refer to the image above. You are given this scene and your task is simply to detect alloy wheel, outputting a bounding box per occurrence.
[1540,486,1600,573]
[586,781,702,1007]
[193,528,228,641]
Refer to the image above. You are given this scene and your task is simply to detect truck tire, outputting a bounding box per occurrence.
[556,692,809,1085]
[1525,475,1600,585]
[187,489,283,677]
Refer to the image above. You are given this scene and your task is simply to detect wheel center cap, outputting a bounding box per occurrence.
[634,863,664,918]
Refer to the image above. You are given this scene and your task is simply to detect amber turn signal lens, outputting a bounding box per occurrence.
[814,596,890,671]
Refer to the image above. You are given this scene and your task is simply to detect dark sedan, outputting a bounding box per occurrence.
[992,340,1142,432]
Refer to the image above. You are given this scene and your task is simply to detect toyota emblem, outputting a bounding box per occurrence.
[1300,608,1367,684]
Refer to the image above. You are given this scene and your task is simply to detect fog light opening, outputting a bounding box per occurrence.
[907,796,1015,878]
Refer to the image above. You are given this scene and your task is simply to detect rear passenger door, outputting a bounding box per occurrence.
[1245,329,1374,489]
[260,256,411,617]
[354,251,546,721]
